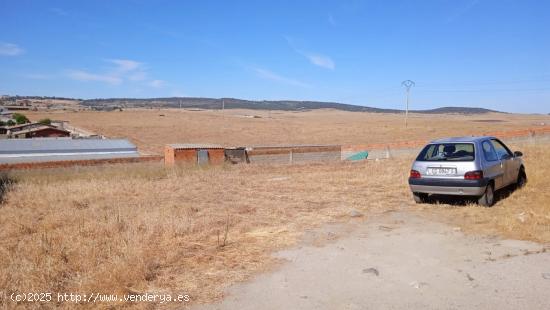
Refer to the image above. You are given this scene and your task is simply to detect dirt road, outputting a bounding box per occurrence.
[194,211,550,310]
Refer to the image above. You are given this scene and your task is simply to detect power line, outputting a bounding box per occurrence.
[414,75,550,88]
[417,87,550,93]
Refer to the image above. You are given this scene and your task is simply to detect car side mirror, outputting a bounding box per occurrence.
[514,151,523,157]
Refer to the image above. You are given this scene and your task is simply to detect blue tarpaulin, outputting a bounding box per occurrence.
[346,151,369,161]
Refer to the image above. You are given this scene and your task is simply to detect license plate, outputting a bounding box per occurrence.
[427,167,457,176]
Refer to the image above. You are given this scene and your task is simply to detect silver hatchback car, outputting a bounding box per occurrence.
[408,136,527,207]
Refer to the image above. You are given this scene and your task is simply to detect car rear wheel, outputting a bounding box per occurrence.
[478,183,495,207]
[413,192,428,204]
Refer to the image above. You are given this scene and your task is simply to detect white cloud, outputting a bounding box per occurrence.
[105,59,148,81]
[67,70,122,85]
[253,67,310,88]
[107,59,143,73]
[66,58,166,87]
[149,79,165,88]
[283,36,335,70]
[303,53,335,70]
[0,43,24,56]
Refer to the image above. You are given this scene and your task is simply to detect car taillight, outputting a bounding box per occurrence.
[464,170,483,180]
[410,170,421,179]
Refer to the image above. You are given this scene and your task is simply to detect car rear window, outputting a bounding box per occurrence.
[416,143,475,162]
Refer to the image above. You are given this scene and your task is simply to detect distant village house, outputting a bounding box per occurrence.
[0,108,72,139]
[8,124,70,139]
[0,106,12,123]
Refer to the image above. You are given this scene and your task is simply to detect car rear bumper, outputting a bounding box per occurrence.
[409,184,486,196]
[408,177,488,196]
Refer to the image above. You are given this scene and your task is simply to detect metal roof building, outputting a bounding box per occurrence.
[167,143,224,149]
[0,138,139,164]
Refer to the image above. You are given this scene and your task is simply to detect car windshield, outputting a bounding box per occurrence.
[416,143,475,161]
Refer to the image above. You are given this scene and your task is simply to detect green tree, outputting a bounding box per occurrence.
[38,118,52,125]
[12,113,30,125]
[6,120,15,126]
[0,120,5,126]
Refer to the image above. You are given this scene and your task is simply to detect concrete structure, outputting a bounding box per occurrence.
[164,144,225,165]
[164,144,342,166]
[0,138,139,164]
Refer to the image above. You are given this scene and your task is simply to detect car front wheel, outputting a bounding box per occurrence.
[517,169,527,188]
[478,183,495,207]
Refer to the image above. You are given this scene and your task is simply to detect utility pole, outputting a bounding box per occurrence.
[221,98,226,147]
[401,80,415,128]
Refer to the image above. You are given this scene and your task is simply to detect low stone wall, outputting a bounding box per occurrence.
[247,145,341,164]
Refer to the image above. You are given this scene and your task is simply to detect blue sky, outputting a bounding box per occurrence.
[1,0,549,113]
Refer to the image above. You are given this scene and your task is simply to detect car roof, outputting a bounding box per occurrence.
[429,136,496,144]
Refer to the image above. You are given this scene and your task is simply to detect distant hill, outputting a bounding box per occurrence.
[414,106,501,114]
[2,95,501,114]
[80,97,501,114]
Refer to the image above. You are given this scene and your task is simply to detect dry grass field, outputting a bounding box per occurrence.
[0,160,411,309]
[1,142,549,309]
[27,109,550,154]
[3,109,549,308]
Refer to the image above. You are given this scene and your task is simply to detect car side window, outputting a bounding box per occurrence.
[482,141,498,161]
[491,139,512,160]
